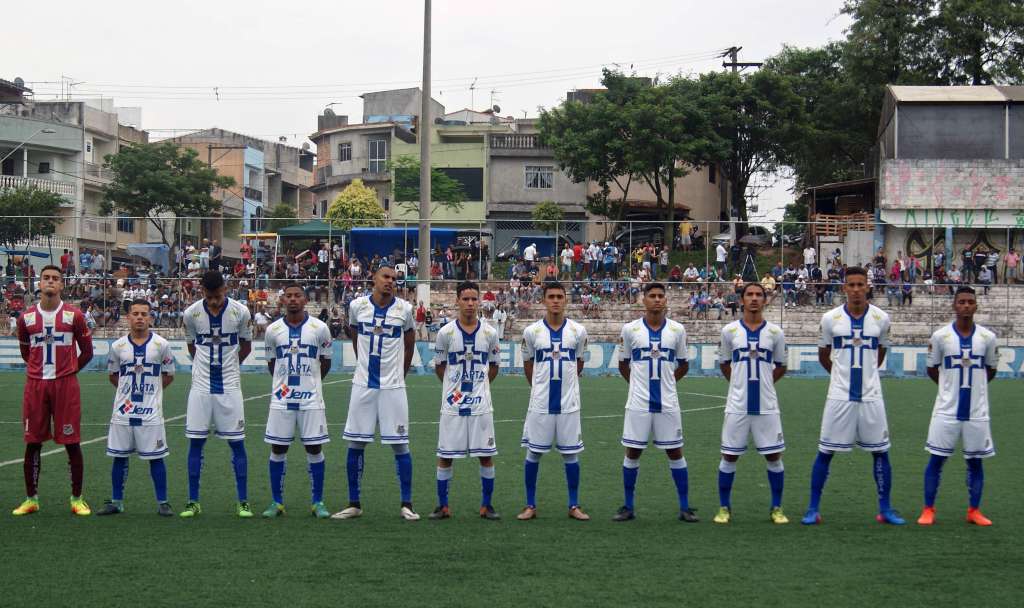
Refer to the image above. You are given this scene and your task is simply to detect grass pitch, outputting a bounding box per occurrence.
[0,372,1021,607]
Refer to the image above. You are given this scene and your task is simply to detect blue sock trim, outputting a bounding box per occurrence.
[623,466,639,510]
[924,454,946,507]
[149,458,167,503]
[111,457,129,502]
[481,476,494,507]
[309,460,325,504]
[808,451,833,511]
[767,469,784,509]
[671,466,689,510]
[564,461,581,508]
[873,451,892,512]
[187,438,206,502]
[966,458,984,509]
[718,470,735,508]
[346,448,364,503]
[228,440,248,502]
[395,453,413,504]
[524,460,539,507]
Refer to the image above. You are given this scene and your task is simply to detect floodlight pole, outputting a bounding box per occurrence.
[416,0,433,308]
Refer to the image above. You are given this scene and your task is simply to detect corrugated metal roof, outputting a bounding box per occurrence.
[889,85,1011,103]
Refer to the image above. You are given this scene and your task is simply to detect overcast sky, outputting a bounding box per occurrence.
[8,0,851,220]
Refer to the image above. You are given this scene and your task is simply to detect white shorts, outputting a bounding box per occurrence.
[107,423,169,460]
[621,409,683,450]
[343,385,409,444]
[437,413,497,458]
[186,390,246,440]
[721,412,785,455]
[925,417,995,459]
[818,399,890,452]
[264,407,330,446]
[521,410,583,454]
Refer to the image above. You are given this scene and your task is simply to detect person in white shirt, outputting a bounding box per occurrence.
[714,283,789,525]
[803,246,817,270]
[492,305,508,340]
[716,243,728,276]
[612,282,697,523]
[523,243,538,270]
[429,281,501,520]
[803,267,904,526]
[919,286,999,527]
[560,245,574,280]
[517,282,589,521]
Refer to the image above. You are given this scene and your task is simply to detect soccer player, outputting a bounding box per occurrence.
[180,270,253,518]
[97,299,175,516]
[12,265,94,516]
[714,283,788,525]
[803,266,904,525]
[333,266,419,521]
[429,281,501,520]
[919,286,998,526]
[613,282,698,523]
[517,282,590,521]
[261,283,333,519]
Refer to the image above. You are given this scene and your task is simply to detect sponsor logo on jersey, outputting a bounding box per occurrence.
[274,384,314,400]
[62,310,75,325]
[118,401,154,416]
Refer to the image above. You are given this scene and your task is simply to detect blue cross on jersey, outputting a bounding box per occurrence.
[631,324,677,413]
[32,326,68,365]
[944,338,985,421]
[535,324,576,414]
[732,323,774,414]
[121,347,161,403]
[448,333,489,395]
[196,323,238,394]
[833,320,879,402]
[276,323,317,387]
[356,307,403,389]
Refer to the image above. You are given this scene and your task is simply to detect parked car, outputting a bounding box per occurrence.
[495,235,576,261]
[712,225,773,248]
[611,224,667,248]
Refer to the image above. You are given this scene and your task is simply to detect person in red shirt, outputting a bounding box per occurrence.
[13,265,94,516]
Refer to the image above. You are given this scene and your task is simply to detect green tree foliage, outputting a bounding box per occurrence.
[100,142,234,246]
[698,70,805,225]
[531,200,564,234]
[325,179,387,230]
[391,155,465,215]
[264,202,298,233]
[0,187,65,248]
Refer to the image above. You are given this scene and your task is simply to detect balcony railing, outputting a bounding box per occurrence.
[0,174,77,197]
[489,134,549,150]
[84,162,114,182]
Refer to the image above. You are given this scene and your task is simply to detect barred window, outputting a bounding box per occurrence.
[525,165,553,189]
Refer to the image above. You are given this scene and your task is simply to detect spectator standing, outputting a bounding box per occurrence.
[1004,247,1019,284]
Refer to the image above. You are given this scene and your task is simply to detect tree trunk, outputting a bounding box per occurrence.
[665,166,675,250]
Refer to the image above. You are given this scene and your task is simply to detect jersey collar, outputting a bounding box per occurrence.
[203,297,230,321]
[129,331,154,349]
[951,322,976,342]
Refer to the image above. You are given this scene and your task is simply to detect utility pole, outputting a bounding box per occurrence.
[720,46,763,242]
[417,0,433,307]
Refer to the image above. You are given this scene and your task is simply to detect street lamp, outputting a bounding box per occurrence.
[0,127,57,165]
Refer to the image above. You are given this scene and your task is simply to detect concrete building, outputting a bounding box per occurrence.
[167,128,314,255]
[1,79,150,265]
[876,85,1024,266]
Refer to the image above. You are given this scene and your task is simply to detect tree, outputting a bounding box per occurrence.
[391,155,466,215]
[698,70,806,228]
[0,187,64,249]
[264,202,298,233]
[100,142,234,247]
[931,0,1024,85]
[531,200,564,234]
[325,179,387,230]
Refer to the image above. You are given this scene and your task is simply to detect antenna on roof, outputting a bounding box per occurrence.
[470,77,478,110]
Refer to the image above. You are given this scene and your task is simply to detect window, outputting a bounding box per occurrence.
[383,197,390,211]
[116,213,135,234]
[525,165,554,189]
[708,164,716,184]
[320,200,328,217]
[337,142,352,162]
[368,139,387,173]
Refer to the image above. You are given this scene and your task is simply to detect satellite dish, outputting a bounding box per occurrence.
[324,108,336,117]
[492,105,501,114]
[278,136,287,142]
[14,77,25,88]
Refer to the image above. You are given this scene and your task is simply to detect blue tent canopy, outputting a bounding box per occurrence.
[2,249,50,258]
[126,243,170,271]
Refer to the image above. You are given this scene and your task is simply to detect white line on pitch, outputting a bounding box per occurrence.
[0,378,353,468]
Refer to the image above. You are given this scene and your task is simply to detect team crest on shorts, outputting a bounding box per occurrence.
[777,432,784,442]
[156,439,165,449]
[487,437,494,446]
[62,424,74,435]
[397,425,406,435]
[320,425,326,434]
[676,429,683,437]
[883,430,889,440]
[237,420,245,430]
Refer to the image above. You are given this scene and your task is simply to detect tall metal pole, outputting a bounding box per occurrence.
[416,0,433,308]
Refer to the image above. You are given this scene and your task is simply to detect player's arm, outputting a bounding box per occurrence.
[523,360,533,386]
[617,328,630,382]
[877,315,890,366]
[718,329,730,380]
[576,327,588,375]
[266,357,275,375]
[619,359,631,382]
[719,362,731,381]
[772,365,787,383]
[238,339,252,365]
[675,329,689,380]
[237,306,254,363]
[349,326,359,360]
[16,315,29,362]
[818,347,832,374]
[403,329,415,377]
[187,342,196,358]
[927,365,940,384]
[108,372,119,387]
[162,373,174,388]
[877,346,887,366]
[985,336,998,382]
[184,313,197,359]
[433,329,447,381]
[488,362,499,382]
[320,357,331,378]
[74,311,94,370]
[675,360,689,380]
[521,333,534,386]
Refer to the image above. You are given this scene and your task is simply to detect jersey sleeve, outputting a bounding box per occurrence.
[347,300,359,331]
[107,343,120,374]
[433,326,450,366]
[773,328,787,367]
[716,327,730,364]
[985,333,999,369]
[520,327,535,361]
[818,314,832,348]
[403,304,415,332]
[160,339,176,376]
[237,305,253,341]
[16,314,29,345]
[319,323,333,359]
[488,327,501,363]
[183,309,197,342]
[618,325,631,361]
[576,325,589,361]
[878,313,891,348]
[677,325,688,362]
[926,331,943,367]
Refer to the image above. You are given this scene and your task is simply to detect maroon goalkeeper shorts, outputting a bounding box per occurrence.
[23,375,82,445]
